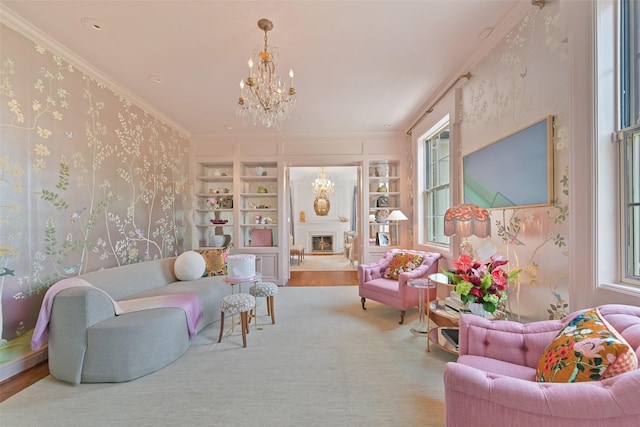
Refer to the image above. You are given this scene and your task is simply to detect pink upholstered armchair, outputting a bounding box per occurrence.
[444,304,640,427]
[358,249,441,324]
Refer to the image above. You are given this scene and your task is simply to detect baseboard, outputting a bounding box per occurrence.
[0,347,48,382]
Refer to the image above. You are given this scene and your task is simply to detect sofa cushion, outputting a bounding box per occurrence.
[362,277,401,298]
[196,248,228,276]
[458,354,537,381]
[174,251,206,281]
[383,252,424,280]
[536,308,638,382]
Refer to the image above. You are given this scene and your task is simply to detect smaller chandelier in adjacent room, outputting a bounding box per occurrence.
[312,168,334,216]
[312,168,335,197]
[236,18,296,130]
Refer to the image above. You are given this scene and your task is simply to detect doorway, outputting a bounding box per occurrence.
[287,165,360,273]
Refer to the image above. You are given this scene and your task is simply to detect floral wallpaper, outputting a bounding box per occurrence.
[460,3,570,321]
[0,24,189,366]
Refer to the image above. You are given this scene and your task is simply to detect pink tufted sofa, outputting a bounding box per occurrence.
[444,304,640,426]
[358,249,441,324]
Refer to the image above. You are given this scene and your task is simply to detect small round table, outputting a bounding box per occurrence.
[408,278,436,341]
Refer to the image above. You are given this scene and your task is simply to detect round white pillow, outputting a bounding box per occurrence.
[174,251,206,281]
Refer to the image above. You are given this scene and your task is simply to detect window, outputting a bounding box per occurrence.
[422,118,450,245]
[620,0,640,284]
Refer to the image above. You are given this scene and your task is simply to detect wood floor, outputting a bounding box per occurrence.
[1,360,49,403]
[286,270,358,286]
[0,270,358,402]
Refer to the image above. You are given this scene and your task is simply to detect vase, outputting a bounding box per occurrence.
[210,235,226,247]
[467,302,490,317]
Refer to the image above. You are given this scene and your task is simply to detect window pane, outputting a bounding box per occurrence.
[423,123,450,244]
[624,127,640,279]
[425,187,450,244]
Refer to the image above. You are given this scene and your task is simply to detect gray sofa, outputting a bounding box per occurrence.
[47,257,228,384]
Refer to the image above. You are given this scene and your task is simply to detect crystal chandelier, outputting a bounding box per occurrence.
[312,168,334,216]
[237,18,296,130]
[312,168,335,197]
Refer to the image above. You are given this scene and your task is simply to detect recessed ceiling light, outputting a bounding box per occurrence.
[225,125,233,130]
[147,75,163,83]
[384,124,392,128]
[81,17,104,31]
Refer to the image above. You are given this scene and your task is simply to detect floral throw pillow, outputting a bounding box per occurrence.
[536,308,638,382]
[383,252,424,280]
[195,248,228,277]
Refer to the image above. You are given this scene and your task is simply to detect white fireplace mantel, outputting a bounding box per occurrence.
[294,221,352,254]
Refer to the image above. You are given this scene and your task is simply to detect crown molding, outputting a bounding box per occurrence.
[0,4,191,139]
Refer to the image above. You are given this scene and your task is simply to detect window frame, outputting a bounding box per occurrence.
[619,0,640,285]
[422,116,451,246]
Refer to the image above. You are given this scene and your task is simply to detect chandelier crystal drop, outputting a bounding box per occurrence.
[312,168,335,197]
[236,18,296,130]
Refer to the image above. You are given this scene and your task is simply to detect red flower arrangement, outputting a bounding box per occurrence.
[443,254,520,314]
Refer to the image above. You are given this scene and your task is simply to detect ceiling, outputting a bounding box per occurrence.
[1,0,522,138]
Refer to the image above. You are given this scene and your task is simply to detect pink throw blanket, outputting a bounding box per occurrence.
[31,277,123,350]
[31,278,204,350]
[118,294,203,340]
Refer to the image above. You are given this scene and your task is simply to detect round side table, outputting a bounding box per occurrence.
[407,278,436,341]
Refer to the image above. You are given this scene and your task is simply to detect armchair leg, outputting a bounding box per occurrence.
[399,310,405,325]
[361,297,366,310]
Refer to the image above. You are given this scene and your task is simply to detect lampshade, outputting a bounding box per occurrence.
[387,210,408,221]
[443,204,491,238]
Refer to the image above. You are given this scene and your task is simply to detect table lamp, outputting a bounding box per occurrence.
[443,204,491,257]
[387,209,408,246]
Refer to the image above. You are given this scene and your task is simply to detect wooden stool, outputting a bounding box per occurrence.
[218,293,255,347]
[249,281,278,324]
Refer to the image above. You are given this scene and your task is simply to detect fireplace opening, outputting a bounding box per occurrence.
[311,235,333,253]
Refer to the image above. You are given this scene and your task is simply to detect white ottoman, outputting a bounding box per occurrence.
[218,293,255,348]
[249,281,278,325]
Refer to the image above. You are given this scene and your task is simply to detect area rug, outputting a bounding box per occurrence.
[0,286,454,426]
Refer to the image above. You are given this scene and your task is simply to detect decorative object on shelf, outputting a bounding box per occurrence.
[236,18,296,130]
[255,166,267,176]
[255,214,262,224]
[339,216,348,222]
[220,196,233,208]
[313,196,330,216]
[206,197,219,209]
[376,232,390,246]
[375,195,389,208]
[376,184,388,192]
[387,210,408,245]
[257,186,268,193]
[375,209,389,223]
[210,219,228,225]
[213,169,221,177]
[443,253,520,315]
[210,235,226,248]
[443,203,491,258]
[299,210,306,223]
[250,229,273,247]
